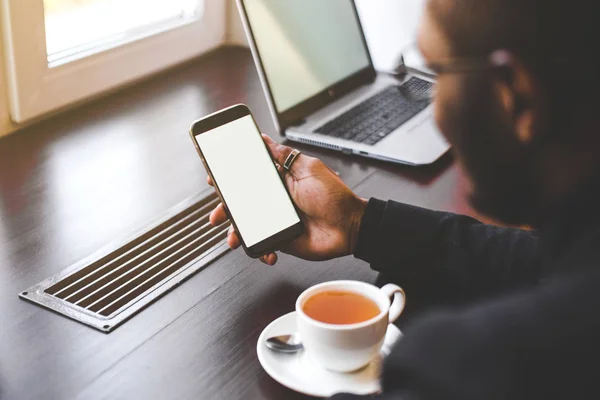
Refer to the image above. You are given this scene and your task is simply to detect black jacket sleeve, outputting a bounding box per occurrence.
[354,199,543,306]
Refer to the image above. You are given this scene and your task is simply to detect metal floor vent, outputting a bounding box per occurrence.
[19,190,230,333]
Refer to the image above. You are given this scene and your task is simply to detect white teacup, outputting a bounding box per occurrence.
[296,280,406,373]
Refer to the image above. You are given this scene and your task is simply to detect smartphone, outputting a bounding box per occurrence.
[189,104,303,258]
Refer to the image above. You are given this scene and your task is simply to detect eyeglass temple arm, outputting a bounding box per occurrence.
[390,53,438,80]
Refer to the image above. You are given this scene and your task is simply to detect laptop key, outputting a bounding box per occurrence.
[363,137,379,145]
[355,133,370,143]
[341,131,357,140]
[314,80,432,144]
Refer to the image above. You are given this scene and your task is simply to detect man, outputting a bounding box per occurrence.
[210,0,600,398]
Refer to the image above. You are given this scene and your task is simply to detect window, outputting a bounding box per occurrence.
[1,0,226,123]
[45,0,203,66]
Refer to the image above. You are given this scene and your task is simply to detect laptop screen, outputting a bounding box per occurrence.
[243,0,371,113]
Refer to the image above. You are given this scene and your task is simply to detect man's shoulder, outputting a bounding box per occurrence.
[383,266,600,398]
[400,263,600,363]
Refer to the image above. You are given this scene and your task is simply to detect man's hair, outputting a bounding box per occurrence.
[430,0,600,102]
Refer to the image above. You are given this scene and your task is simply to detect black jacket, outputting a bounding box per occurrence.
[333,178,600,399]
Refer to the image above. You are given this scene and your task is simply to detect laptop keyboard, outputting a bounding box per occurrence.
[314,78,433,146]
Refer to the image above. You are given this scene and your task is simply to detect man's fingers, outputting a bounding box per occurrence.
[206,175,214,186]
[227,226,241,249]
[275,163,285,177]
[262,134,295,167]
[266,253,278,265]
[209,203,228,226]
[227,233,241,249]
[260,253,278,266]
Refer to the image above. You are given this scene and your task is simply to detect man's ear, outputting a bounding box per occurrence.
[489,50,538,145]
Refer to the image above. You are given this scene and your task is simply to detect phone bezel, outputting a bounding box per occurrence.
[189,104,303,258]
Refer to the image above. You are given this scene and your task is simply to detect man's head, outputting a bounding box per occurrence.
[418,0,600,226]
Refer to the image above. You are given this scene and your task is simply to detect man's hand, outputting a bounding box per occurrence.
[208,134,367,265]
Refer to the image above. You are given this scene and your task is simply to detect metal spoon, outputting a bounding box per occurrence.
[265,333,303,353]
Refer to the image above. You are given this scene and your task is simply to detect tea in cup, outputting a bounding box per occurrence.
[296,280,405,372]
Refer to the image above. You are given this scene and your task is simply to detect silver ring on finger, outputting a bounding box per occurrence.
[283,149,301,173]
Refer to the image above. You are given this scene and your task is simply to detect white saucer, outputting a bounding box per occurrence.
[257,312,402,398]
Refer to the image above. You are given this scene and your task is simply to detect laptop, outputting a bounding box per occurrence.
[237,0,450,166]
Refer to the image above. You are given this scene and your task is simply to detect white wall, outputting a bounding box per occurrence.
[227,0,248,46]
[226,0,426,72]
[355,0,425,72]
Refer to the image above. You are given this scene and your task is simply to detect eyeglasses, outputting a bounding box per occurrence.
[396,50,495,78]
[425,57,493,75]
[394,53,495,102]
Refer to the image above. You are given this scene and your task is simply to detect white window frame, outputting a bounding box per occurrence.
[0,68,10,136]
[1,0,226,124]
[0,31,12,136]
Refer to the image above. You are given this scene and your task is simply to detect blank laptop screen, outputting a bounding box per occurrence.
[243,0,371,113]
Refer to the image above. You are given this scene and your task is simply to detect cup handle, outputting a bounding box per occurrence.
[380,284,406,324]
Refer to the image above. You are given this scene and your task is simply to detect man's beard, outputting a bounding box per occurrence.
[446,79,541,227]
[468,172,538,226]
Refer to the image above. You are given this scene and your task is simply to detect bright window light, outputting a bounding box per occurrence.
[44,0,204,66]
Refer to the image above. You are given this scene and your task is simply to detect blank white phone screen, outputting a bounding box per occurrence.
[196,115,300,247]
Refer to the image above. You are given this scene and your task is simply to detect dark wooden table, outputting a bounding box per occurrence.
[0,46,481,400]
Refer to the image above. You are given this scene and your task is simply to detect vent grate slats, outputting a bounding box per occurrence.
[96,229,227,316]
[83,224,227,313]
[64,218,220,306]
[19,191,230,332]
